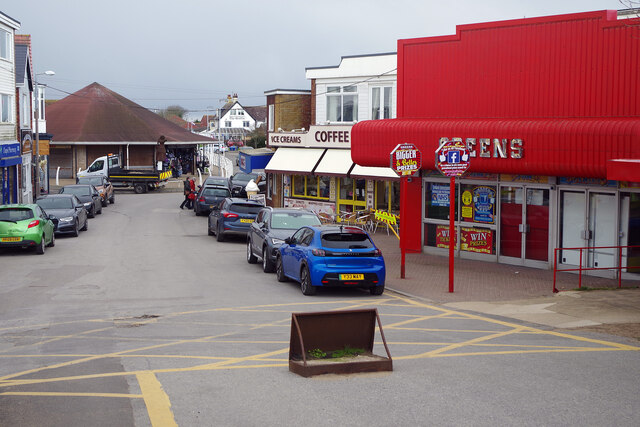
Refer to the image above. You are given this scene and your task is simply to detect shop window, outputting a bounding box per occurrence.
[375,181,401,213]
[424,182,459,221]
[338,177,366,213]
[292,175,330,200]
[460,184,497,225]
[621,192,640,274]
[326,86,358,122]
[371,86,393,120]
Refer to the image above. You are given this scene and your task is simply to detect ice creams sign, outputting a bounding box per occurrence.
[390,143,422,177]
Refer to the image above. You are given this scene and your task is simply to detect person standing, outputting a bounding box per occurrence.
[180,176,191,209]
[188,177,196,209]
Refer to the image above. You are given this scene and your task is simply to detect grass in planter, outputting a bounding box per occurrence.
[307,346,365,359]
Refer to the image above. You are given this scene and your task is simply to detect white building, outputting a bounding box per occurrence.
[0,11,21,204]
[218,94,266,144]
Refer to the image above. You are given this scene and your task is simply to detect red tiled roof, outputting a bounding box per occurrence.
[47,82,213,142]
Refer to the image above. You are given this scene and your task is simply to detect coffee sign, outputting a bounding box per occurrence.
[268,125,352,148]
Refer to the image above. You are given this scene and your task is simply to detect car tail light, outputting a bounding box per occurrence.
[223,212,239,218]
[28,220,40,228]
[312,249,325,256]
[198,197,205,202]
[373,249,382,256]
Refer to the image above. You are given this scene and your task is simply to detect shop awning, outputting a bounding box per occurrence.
[313,149,353,176]
[350,164,399,180]
[265,147,325,175]
[351,118,640,179]
[607,159,640,183]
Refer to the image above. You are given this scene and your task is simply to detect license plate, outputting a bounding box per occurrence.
[1,237,22,242]
[209,205,214,209]
[240,219,254,223]
[340,274,364,280]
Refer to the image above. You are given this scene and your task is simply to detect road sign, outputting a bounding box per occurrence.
[435,139,470,177]
[390,143,422,177]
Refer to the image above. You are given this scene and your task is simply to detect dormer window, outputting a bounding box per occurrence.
[326,86,357,122]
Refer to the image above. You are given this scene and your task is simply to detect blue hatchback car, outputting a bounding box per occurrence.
[275,225,385,296]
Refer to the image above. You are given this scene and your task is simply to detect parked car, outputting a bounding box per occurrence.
[194,185,231,216]
[276,225,386,296]
[77,175,115,206]
[229,172,266,197]
[247,207,321,273]
[208,198,263,242]
[36,194,88,237]
[59,184,102,218]
[202,176,230,190]
[0,204,55,254]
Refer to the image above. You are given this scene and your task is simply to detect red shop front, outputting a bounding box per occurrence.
[352,10,640,275]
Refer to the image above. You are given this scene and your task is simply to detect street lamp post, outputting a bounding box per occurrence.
[34,70,55,195]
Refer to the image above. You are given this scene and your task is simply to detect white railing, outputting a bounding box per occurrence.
[202,145,233,178]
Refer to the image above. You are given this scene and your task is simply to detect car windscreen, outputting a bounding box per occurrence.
[204,188,230,197]
[232,173,256,182]
[37,198,73,209]
[0,208,34,222]
[229,203,262,215]
[77,177,102,186]
[205,178,227,185]
[321,232,374,249]
[61,187,91,196]
[271,213,321,230]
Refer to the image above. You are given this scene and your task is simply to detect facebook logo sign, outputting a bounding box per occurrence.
[446,150,461,164]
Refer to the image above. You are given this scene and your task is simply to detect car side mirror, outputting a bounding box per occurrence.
[285,237,296,245]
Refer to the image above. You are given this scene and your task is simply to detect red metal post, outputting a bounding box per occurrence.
[553,252,557,291]
[579,248,583,289]
[400,176,407,279]
[449,176,455,293]
[619,248,622,288]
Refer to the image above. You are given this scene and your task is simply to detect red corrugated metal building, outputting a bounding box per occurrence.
[352,10,640,275]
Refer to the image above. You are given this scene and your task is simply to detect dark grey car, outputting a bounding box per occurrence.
[59,184,102,218]
[246,207,321,272]
[194,185,231,216]
[36,194,88,237]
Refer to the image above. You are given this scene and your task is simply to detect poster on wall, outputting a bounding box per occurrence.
[461,189,473,220]
[431,184,450,206]
[435,225,457,248]
[284,197,335,215]
[460,227,493,254]
[472,186,496,224]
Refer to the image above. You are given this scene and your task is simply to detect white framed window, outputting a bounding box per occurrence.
[225,121,231,127]
[268,104,274,131]
[0,29,11,60]
[243,121,250,127]
[1,94,13,123]
[371,86,393,120]
[326,85,358,122]
[22,93,29,127]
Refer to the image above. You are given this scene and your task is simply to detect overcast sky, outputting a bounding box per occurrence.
[4,0,629,118]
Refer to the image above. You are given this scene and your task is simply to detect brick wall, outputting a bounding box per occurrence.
[274,93,311,131]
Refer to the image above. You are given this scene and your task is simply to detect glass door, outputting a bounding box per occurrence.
[559,190,617,274]
[499,186,550,266]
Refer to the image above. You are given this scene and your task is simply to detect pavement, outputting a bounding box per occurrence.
[47,176,640,339]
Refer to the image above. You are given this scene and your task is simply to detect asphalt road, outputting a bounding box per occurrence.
[1,192,639,426]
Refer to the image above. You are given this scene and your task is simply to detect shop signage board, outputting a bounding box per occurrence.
[268,125,352,148]
[435,139,470,177]
[390,143,422,177]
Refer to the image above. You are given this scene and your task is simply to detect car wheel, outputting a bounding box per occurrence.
[97,204,103,215]
[88,207,95,219]
[370,286,385,296]
[35,235,45,255]
[101,198,108,207]
[247,239,257,264]
[216,224,225,242]
[47,232,55,247]
[300,265,316,296]
[262,246,274,273]
[109,193,115,204]
[275,255,288,282]
[208,225,214,236]
[81,218,88,231]
[72,222,80,237]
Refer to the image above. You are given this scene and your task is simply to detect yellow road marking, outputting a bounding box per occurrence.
[0,326,116,355]
[137,372,177,427]
[0,391,142,398]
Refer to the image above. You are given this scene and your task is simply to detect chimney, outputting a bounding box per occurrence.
[233,93,238,102]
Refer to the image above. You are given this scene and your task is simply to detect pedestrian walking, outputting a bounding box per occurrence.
[180,176,192,209]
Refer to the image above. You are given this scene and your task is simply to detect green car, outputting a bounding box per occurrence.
[0,204,55,254]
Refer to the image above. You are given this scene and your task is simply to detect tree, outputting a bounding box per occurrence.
[157,105,187,119]
[246,126,266,148]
